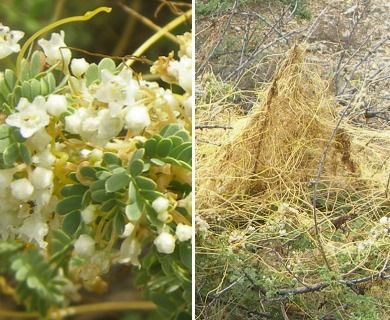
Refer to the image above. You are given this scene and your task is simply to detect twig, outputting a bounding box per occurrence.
[262,266,389,301]
[205,276,245,311]
[280,301,291,320]
[196,138,221,146]
[197,0,238,75]
[195,125,233,130]
[311,93,358,271]
[271,249,310,288]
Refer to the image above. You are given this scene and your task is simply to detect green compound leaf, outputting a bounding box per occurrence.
[105,173,130,193]
[128,159,144,177]
[135,176,157,190]
[10,249,65,316]
[56,195,83,215]
[125,199,144,222]
[61,210,81,235]
[156,138,173,157]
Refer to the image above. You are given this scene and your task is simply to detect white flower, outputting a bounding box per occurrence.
[177,192,192,215]
[74,234,95,258]
[118,236,142,266]
[30,167,53,189]
[195,216,210,234]
[64,108,87,134]
[152,197,170,213]
[152,197,171,222]
[71,58,89,77]
[177,56,192,94]
[379,217,389,225]
[6,97,50,138]
[175,223,192,242]
[10,178,34,201]
[121,222,135,238]
[19,212,48,249]
[154,232,176,254]
[81,204,99,224]
[95,109,123,144]
[167,56,192,94]
[31,149,56,168]
[177,32,192,58]
[45,94,67,117]
[95,69,127,103]
[124,105,150,133]
[27,128,51,151]
[65,107,123,146]
[0,24,24,59]
[38,31,71,69]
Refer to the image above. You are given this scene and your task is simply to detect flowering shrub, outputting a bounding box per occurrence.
[0,6,192,319]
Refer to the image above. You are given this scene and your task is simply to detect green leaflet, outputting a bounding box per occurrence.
[128,159,144,177]
[98,57,117,73]
[56,195,83,215]
[125,199,144,221]
[61,210,81,234]
[105,173,130,193]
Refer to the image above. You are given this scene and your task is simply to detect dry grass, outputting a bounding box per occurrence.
[196,45,389,319]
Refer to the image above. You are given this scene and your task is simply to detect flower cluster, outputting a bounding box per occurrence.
[0,27,192,264]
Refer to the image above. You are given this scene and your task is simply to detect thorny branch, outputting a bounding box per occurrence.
[263,265,389,302]
[195,124,233,130]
